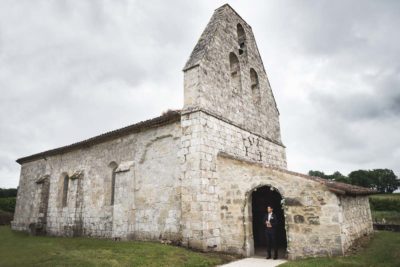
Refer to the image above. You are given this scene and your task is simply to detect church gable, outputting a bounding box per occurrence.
[183,4,282,144]
[11,4,375,261]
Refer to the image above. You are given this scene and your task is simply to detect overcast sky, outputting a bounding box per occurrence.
[1,0,399,188]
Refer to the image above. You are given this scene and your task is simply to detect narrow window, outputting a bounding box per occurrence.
[62,174,69,207]
[229,52,242,94]
[237,24,246,55]
[250,68,261,105]
[109,162,118,205]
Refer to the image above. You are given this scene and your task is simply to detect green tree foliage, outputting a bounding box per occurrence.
[349,170,373,188]
[309,169,400,193]
[369,197,400,212]
[0,198,16,213]
[371,169,400,193]
[308,170,350,183]
[0,188,17,198]
[308,170,326,178]
[0,189,17,214]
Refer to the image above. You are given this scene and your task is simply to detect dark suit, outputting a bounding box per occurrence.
[263,212,278,258]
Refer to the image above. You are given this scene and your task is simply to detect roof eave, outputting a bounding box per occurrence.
[16,110,181,165]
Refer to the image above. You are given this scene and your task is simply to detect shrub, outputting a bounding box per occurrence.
[0,210,13,225]
[0,188,17,198]
[0,197,16,213]
[369,197,400,212]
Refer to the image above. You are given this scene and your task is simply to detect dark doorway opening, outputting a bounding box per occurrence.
[252,186,287,257]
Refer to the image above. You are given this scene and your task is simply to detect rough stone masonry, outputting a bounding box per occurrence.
[12,4,375,260]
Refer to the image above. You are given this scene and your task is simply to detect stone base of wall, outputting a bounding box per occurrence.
[11,221,27,232]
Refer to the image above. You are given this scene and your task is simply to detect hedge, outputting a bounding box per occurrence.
[0,197,16,213]
[369,197,400,212]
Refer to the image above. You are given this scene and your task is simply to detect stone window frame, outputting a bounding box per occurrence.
[250,68,261,105]
[61,173,69,207]
[237,23,247,56]
[109,162,118,206]
[35,175,50,216]
[229,52,242,95]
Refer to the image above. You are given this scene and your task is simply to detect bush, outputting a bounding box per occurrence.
[0,210,13,225]
[0,188,17,198]
[369,197,400,212]
[371,210,400,224]
[0,197,16,213]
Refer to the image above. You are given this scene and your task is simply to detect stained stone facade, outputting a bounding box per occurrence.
[12,4,375,260]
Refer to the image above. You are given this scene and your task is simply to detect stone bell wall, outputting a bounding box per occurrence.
[12,121,182,241]
[216,155,345,259]
[180,109,287,250]
[181,4,288,251]
[339,195,374,252]
[183,5,283,144]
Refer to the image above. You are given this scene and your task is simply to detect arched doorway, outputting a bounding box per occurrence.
[251,186,287,257]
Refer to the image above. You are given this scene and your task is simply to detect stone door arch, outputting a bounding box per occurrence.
[243,184,287,257]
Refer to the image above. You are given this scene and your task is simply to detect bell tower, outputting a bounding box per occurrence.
[183,4,283,145]
[180,4,287,252]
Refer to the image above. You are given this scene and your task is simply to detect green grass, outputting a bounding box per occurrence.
[372,210,400,224]
[0,226,236,267]
[370,193,400,200]
[369,193,400,224]
[280,231,400,267]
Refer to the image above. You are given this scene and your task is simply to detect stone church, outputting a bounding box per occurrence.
[12,4,375,259]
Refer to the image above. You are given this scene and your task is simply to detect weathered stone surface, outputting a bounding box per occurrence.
[12,3,373,261]
[339,195,374,252]
[294,215,305,224]
[13,122,182,241]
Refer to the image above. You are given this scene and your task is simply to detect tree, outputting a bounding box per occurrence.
[348,170,373,188]
[308,170,350,183]
[370,169,400,193]
[0,188,18,198]
[308,170,326,178]
[329,171,350,183]
[309,169,399,193]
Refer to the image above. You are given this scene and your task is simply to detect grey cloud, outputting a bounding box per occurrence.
[1,0,399,187]
[309,66,400,121]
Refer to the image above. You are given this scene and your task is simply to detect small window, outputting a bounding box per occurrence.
[250,68,261,105]
[62,174,69,207]
[109,162,118,205]
[237,24,246,55]
[229,52,242,94]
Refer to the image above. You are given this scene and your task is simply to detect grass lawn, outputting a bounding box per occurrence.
[369,193,400,224]
[280,231,400,267]
[370,193,400,200]
[372,210,400,224]
[0,226,236,267]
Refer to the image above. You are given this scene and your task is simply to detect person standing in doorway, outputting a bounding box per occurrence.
[263,205,278,259]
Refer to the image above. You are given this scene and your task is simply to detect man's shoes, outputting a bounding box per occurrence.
[273,256,278,260]
[266,256,271,259]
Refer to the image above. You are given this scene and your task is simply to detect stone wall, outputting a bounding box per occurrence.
[180,109,287,250]
[216,155,345,259]
[12,4,375,261]
[180,5,289,251]
[339,195,374,252]
[184,5,282,144]
[12,121,182,241]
